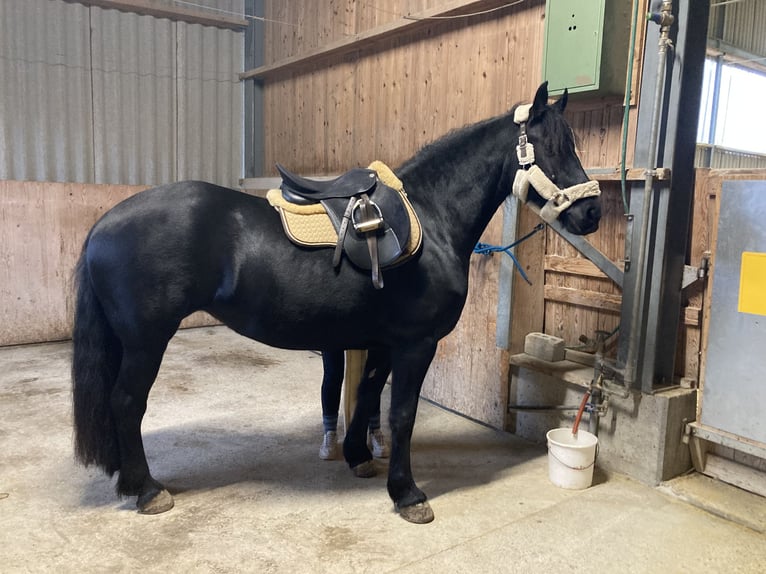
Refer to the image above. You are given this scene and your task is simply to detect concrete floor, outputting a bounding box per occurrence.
[2,326,765,573]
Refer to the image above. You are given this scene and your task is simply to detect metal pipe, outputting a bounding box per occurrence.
[588,387,602,436]
[508,405,584,412]
[623,1,675,389]
[598,378,631,399]
[588,335,605,435]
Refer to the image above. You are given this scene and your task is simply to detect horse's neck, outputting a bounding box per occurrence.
[399,117,517,256]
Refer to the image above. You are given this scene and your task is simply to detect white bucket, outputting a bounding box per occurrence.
[546,428,599,490]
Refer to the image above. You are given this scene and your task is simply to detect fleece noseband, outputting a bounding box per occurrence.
[511,104,601,223]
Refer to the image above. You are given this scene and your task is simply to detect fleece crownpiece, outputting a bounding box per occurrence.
[511,103,600,221]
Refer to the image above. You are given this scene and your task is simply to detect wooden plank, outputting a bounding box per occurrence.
[342,350,367,434]
[544,285,623,313]
[689,434,708,472]
[509,208,547,354]
[698,172,724,420]
[63,0,248,29]
[0,181,143,345]
[542,178,624,353]
[585,167,669,181]
[703,454,766,498]
[509,353,592,389]
[422,208,510,429]
[0,181,218,346]
[679,168,716,382]
[544,255,609,278]
[242,0,520,80]
[684,306,701,327]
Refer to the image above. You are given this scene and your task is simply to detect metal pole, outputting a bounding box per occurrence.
[623,1,675,388]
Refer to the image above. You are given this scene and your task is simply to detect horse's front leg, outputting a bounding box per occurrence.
[343,347,391,477]
[387,342,437,524]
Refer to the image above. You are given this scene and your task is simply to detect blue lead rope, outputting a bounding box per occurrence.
[473,223,545,285]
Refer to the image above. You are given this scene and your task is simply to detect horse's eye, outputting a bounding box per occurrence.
[549,172,557,182]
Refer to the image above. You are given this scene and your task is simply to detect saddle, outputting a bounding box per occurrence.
[267,161,422,289]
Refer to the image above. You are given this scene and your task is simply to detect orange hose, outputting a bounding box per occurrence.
[572,390,591,436]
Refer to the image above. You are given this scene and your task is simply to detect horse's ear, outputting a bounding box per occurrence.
[553,88,569,113]
[531,81,550,117]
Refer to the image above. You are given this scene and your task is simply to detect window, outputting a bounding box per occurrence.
[698,57,766,154]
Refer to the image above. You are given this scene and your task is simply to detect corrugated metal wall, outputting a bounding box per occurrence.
[0,0,244,187]
[709,0,766,57]
[701,0,766,169]
[696,144,766,169]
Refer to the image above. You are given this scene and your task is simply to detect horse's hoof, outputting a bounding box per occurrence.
[396,501,434,524]
[351,460,376,478]
[137,488,174,515]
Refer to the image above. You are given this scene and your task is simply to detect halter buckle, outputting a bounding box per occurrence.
[552,191,570,207]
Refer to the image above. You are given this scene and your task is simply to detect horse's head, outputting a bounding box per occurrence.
[512,82,602,235]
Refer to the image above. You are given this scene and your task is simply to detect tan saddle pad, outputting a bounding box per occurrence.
[267,161,423,265]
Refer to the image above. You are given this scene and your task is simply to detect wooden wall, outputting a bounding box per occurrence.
[0,180,215,347]
[258,0,642,428]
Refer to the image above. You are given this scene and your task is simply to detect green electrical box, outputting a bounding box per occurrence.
[542,0,632,97]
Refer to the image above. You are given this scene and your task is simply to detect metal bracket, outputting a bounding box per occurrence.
[623,214,634,272]
[681,253,710,290]
[527,203,624,287]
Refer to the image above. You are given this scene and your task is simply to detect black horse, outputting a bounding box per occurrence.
[72,82,601,523]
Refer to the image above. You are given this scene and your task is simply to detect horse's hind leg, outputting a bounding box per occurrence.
[343,347,391,476]
[112,341,174,514]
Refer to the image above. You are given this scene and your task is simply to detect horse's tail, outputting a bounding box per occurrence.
[71,245,122,475]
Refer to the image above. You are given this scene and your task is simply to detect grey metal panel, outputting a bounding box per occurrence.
[701,180,766,446]
[717,0,766,57]
[0,0,244,187]
[90,6,178,185]
[244,0,264,178]
[177,22,244,187]
[495,196,520,350]
[0,0,94,182]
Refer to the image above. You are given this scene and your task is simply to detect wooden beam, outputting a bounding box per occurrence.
[544,255,611,279]
[585,167,670,181]
[63,0,248,30]
[544,285,622,313]
[240,0,521,80]
[703,454,766,498]
[684,306,701,327]
[509,353,593,389]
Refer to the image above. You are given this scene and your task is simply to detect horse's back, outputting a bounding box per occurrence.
[91,181,258,234]
[83,181,269,341]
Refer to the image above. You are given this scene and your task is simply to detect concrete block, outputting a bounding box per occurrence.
[524,332,566,362]
[509,367,697,485]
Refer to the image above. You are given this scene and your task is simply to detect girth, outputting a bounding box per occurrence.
[269,162,420,289]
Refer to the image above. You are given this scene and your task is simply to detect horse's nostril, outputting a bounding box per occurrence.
[588,205,601,220]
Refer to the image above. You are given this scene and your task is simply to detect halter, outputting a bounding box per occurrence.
[511,104,601,223]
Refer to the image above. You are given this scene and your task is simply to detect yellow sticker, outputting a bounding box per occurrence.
[738,252,766,316]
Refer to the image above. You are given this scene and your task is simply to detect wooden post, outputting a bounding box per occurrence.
[342,350,367,434]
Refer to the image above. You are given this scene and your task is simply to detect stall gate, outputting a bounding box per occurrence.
[691,178,766,495]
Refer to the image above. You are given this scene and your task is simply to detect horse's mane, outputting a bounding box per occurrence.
[397,99,576,179]
[396,109,515,177]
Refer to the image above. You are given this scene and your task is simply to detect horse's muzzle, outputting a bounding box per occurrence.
[561,197,601,235]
